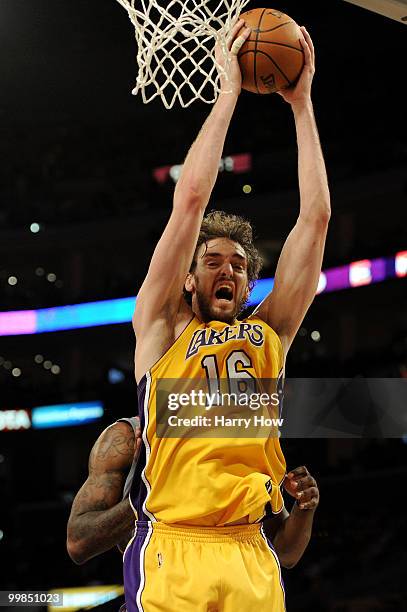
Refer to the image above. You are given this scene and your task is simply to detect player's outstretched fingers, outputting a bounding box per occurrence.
[227,19,244,48]
[229,24,251,55]
[301,26,315,62]
[298,29,311,66]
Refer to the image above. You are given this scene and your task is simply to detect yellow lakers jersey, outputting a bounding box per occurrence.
[130,316,286,526]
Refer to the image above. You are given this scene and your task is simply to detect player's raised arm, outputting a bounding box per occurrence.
[133,23,251,351]
[255,28,331,355]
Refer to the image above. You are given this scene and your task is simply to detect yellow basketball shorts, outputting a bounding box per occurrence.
[123,521,286,612]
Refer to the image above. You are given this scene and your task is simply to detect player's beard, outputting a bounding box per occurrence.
[195,284,248,324]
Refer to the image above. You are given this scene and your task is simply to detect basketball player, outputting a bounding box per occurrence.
[67,417,319,567]
[124,18,327,610]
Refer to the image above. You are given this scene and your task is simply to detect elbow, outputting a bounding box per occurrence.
[66,538,89,565]
[279,555,299,570]
[300,205,331,230]
[272,541,297,570]
[319,204,331,225]
[274,538,311,570]
[320,204,331,226]
[173,181,207,213]
[318,190,332,226]
[300,189,331,227]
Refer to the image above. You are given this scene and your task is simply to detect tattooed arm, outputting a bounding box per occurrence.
[66,421,141,564]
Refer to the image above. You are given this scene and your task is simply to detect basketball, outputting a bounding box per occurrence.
[237,8,305,94]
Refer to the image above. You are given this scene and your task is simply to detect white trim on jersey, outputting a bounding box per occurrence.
[260,524,287,611]
[135,521,154,612]
[140,371,156,521]
[122,527,136,561]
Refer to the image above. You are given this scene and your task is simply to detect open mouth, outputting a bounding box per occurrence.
[215,286,234,302]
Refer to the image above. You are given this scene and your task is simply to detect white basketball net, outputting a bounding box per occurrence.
[115,0,251,108]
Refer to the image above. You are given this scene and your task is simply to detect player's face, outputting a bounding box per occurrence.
[187,238,249,324]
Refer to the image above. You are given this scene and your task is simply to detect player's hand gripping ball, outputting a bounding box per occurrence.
[284,466,320,510]
[234,8,305,94]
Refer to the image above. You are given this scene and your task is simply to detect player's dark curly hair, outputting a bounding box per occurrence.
[183,210,263,305]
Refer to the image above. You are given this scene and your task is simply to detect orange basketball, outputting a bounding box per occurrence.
[237,8,304,94]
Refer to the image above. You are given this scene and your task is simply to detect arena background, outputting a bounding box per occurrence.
[0,0,406,610]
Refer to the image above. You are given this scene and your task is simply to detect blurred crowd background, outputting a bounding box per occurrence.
[0,0,406,610]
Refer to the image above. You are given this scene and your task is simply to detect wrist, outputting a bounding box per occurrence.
[290,97,313,115]
[216,88,240,113]
[218,86,240,100]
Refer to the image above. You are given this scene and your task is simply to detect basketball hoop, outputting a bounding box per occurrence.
[115,0,251,108]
